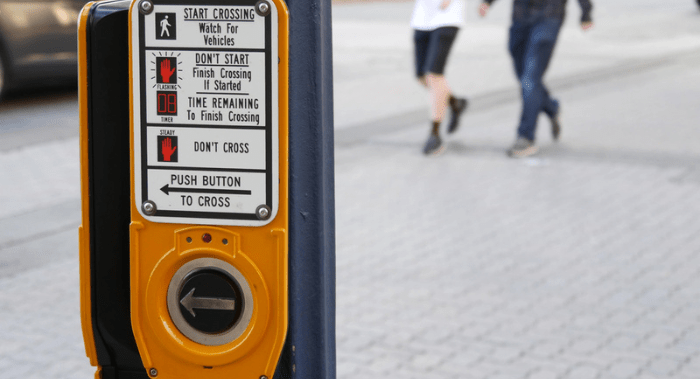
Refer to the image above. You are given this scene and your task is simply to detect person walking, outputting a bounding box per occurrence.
[479,0,593,157]
[411,0,469,155]
[160,15,171,37]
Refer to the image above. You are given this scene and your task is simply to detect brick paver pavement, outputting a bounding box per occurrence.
[332,53,700,378]
[2,1,700,378]
[335,141,700,378]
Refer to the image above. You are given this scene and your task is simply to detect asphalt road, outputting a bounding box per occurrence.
[0,89,78,152]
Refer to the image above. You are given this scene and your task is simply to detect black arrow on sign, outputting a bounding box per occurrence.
[160,184,251,195]
[180,288,236,317]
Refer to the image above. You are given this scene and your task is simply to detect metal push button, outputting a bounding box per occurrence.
[167,258,254,346]
[178,269,243,334]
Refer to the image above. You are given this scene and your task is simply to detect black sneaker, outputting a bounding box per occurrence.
[507,137,538,158]
[549,109,561,141]
[447,98,468,134]
[423,134,444,155]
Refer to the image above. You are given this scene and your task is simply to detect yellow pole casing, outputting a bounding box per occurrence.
[127,1,289,378]
[77,2,99,376]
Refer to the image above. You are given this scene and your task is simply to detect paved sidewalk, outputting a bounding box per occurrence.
[1,1,700,378]
[335,145,700,379]
[332,1,700,378]
[334,72,700,378]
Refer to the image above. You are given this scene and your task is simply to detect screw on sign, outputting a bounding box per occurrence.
[142,201,157,215]
[255,1,270,16]
[139,0,153,14]
[256,205,271,220]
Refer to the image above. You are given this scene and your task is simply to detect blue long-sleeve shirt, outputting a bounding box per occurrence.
[484,0,593,23]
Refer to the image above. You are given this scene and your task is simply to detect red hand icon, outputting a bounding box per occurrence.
[160,59,176,83]
[161,137,177,161]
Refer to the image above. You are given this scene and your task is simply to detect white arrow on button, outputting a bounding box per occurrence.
[180,287,236,317]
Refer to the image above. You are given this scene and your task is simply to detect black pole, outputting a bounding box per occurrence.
[274,0,336,377]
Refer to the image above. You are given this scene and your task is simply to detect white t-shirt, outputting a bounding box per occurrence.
[410,0,466,31]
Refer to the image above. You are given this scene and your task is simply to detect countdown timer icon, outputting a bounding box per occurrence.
[157,91,178,116]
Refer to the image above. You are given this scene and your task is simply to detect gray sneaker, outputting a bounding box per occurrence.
[447,98,468,134]
[423,134,444,155]
[507,137,538,158]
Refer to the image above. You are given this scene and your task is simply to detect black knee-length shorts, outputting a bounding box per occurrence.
[414,26,459,78]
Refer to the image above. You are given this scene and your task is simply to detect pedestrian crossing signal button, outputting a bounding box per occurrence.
[178,269,243,334]
[167,258,254,346]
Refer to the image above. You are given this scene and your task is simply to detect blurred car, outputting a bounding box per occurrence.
[0,1,85,97]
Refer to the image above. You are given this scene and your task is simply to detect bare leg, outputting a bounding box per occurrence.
[426,73,450,123]
[419,73,451,155]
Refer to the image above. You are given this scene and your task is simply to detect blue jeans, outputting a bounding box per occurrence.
[509,17,562,141]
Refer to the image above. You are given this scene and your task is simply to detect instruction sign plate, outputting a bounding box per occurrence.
[131,0,279,226]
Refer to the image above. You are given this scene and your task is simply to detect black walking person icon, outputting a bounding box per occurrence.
[155,13,176,40]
